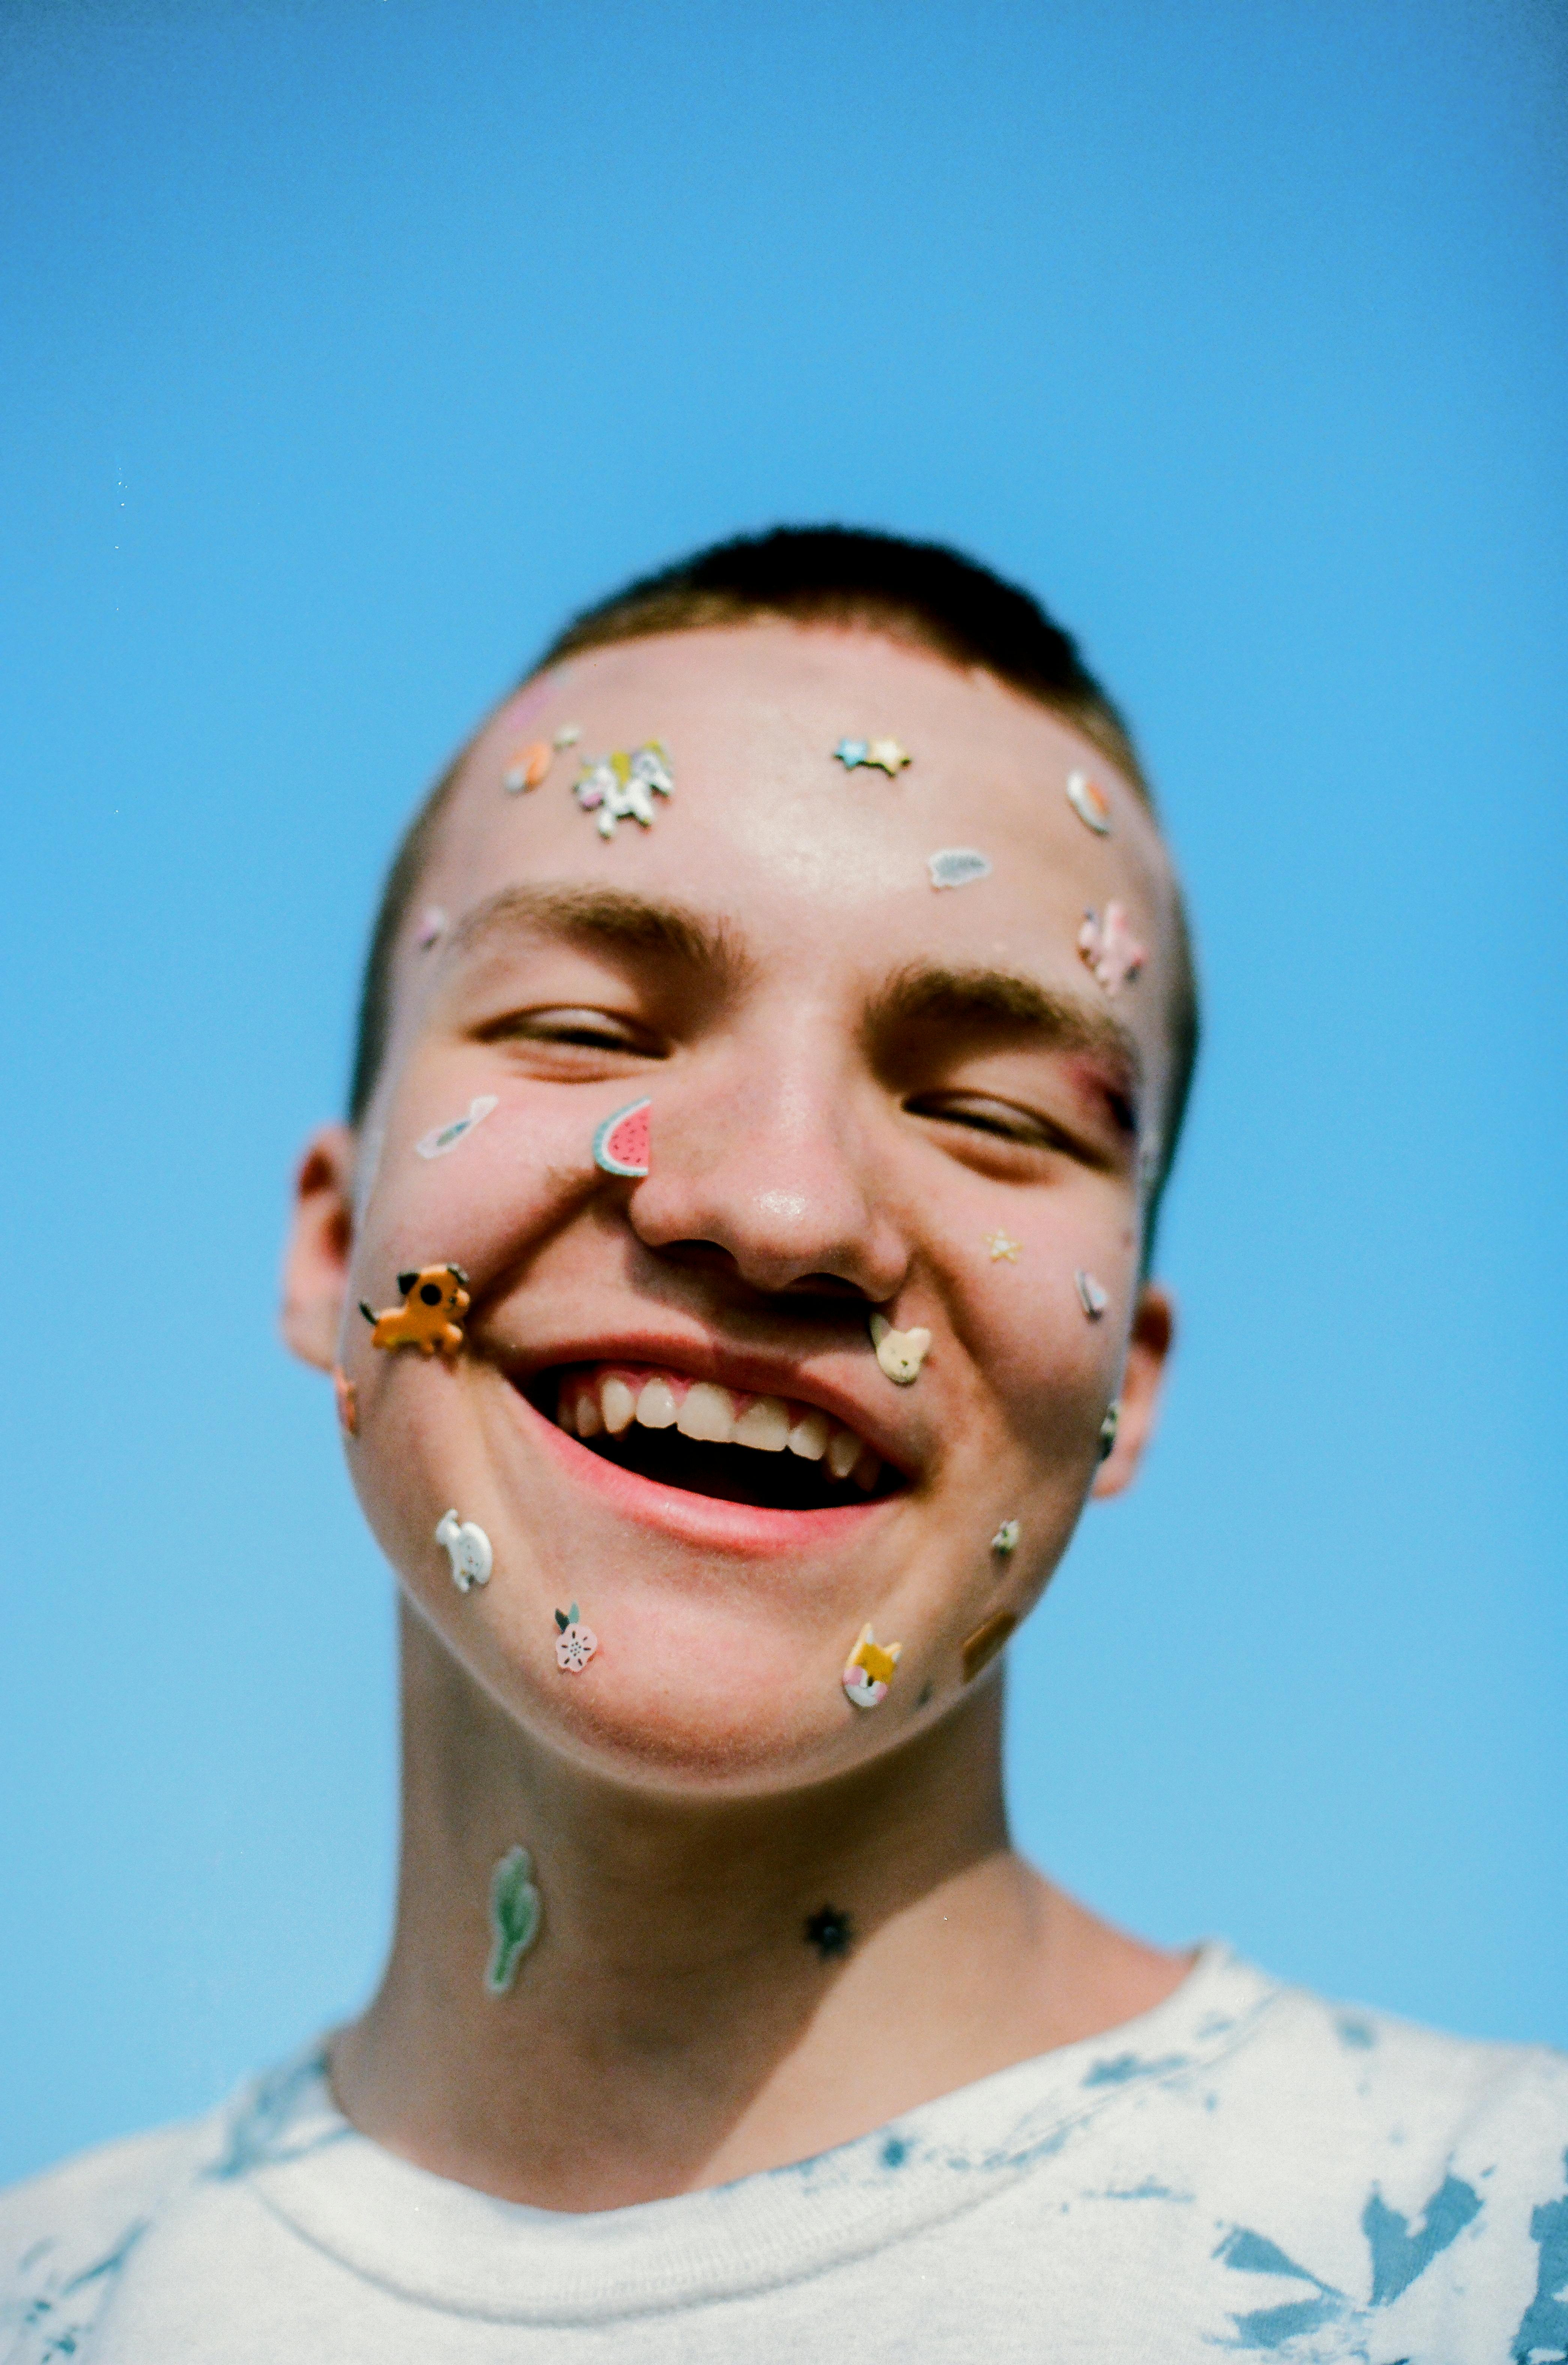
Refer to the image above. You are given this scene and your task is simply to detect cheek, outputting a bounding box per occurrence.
[351,1083,603,1302]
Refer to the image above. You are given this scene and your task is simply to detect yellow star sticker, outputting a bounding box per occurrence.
[985,1229,1021,1262]
[865,737,911,775]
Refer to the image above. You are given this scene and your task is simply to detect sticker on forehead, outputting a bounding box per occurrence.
[415,906,447,951]
[928,847,992,890]
[575,743,673,839]
[1077,903,1146,994]
[503,741,554,794]
[416,1096,498,1160]
[1065,769,1113,835]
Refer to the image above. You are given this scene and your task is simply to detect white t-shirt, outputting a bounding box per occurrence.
[4,1946,1565,2363]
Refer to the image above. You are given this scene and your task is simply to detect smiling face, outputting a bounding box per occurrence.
[286,622,1180,1794]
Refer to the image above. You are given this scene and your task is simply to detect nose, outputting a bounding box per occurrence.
[626,1041,911,1304]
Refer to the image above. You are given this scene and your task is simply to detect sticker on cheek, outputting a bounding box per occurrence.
[1077,903,1146,994]
[435,1509,493,1592]
[486,1846,541,1995]
[414,906,448,951]
[870,1313,931,1384]
[1098,1400,1121,1460]
[984,1229,1021,1262]
[554,1603,598,1671]
[1065,769,1113,835]
[332,1365,359,1437]
[553,723,581,748]
[593,1097,651,1177]
[991,1519,1020,1556]
[961,1609,1017,1683]
[415,1095,498,1160]
[359,1264,470,1358]
[842,1623,901,1709]
[927,847,992,890]
[1075,1269,1110,1320]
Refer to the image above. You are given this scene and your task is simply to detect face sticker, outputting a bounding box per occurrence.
[984,1229,1021,1262]
[415,1095,499,1161]
[928,847,992,890]
[991,1518,1020,1556]
[435,1509,493,1593]
[554,1603,599,1672]
[866,737,911,775]
[414,906,448,951]
[1065,768,1113,835]
[961,1609,1018,1684]
[573,743,673,839]
[804,1905,854,1960]
[1077,903,1146,995]
[842,1623,902,1709]
[553,723,581,748]
[1098,1400,1121,1461]
[593,1097,651,1177]
[332,1365,359,1438]
[833,738,869,769]
[358,1264,470,1358]
[485,1845,542,1996]
[870,1312,931,1385]
[503,740,554,794]
[1075,1269,1109,1320]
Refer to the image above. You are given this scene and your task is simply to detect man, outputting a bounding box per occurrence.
[5,530,1563,2362]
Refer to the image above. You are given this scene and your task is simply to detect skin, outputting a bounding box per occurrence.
[281,620,1188,2209]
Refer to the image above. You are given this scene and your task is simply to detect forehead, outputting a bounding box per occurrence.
[417,622,1177,1082]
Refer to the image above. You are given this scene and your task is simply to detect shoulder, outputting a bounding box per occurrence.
[0,2115,221,2359]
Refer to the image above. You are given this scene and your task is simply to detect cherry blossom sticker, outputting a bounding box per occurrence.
[554,1604,598,1672]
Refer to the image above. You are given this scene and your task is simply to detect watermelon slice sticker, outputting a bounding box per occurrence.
[593,1097,651,1178]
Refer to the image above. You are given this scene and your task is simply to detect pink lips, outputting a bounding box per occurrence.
[514,1384,896,1556]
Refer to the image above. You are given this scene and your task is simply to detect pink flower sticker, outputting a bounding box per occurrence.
[554,1603,598,1672]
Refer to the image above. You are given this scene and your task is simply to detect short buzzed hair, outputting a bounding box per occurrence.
[348,526,1199,1234]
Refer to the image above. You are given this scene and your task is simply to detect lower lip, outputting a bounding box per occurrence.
[509,1384,896,1556]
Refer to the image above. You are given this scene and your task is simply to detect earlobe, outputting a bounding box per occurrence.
[279,1122,358,1372]
[1091,1281,1175,1498]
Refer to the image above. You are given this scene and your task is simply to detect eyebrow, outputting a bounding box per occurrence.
[449,883,749,983]
[871,961,1144,1101]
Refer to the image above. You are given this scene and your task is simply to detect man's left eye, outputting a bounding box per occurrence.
[483,1007,659,1054]
[905,1092,1069,1150]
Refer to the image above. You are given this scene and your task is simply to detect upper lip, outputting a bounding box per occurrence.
[490,1327,923,1479]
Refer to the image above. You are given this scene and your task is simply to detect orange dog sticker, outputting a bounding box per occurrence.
[359,1265,470,1359]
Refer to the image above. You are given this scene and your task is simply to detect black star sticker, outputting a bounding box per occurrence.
[804,1905,854,1961]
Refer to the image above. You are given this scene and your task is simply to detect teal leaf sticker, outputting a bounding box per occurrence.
[485,1845,542,1996]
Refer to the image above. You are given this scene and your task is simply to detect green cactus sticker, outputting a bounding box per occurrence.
[485,1845,542,1996]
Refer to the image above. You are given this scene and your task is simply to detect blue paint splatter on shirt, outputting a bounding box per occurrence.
[1082,2051,1190,2088]
[1512,2154,1568,2364]
[1363,2173,1481,2304]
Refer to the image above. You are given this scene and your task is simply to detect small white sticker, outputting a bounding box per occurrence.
[435,1509,493,1592]
[928,847,993,890]
[416,1095,499,1160]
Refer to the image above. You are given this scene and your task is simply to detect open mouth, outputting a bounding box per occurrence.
[522,1363,905,1512]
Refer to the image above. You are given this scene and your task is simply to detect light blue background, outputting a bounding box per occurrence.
[2,0,1563,2187]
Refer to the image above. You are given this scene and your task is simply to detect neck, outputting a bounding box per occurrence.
[331,1601,1191,2209]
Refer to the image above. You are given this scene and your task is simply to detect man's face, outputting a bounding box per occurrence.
[288,624,1178,1789]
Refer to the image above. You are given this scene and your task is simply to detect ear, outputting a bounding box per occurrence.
[1091,1280,1175,1499]
[280,1122,357,1373]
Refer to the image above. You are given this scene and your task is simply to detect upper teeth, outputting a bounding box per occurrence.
[558,1367,880,1489]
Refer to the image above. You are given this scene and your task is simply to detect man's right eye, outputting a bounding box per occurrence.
[481,1008,662,1056]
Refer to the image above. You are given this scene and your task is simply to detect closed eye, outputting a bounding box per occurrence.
[905,1090,1107,1165]
[479,1006,666,1057]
